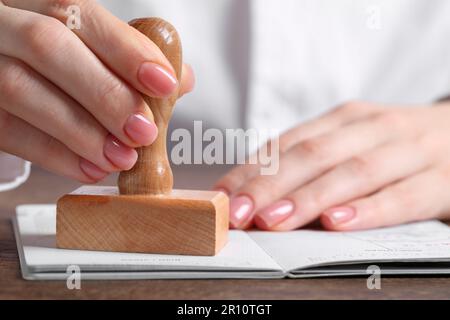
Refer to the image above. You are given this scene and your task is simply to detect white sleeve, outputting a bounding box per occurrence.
[0,152,31,192]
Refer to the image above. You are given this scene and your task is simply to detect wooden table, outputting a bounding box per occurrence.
[1,165,449,299]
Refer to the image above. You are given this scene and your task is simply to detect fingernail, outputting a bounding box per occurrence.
[229,195,254,229]
[323,207,356,225]
[125,113,158,146]
[138,62,178,97]
[257,200,294,228]
[104,135,138,170]
[79,159,108,181]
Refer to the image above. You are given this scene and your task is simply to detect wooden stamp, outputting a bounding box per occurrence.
[56,18,229,256]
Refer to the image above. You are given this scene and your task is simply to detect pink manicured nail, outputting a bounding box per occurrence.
[257,200,294,228]
[323,207,356,225]
[79,159,108,181]
[138,62,178,97]
[124,113,158,146]
[229,195,254,228]
[104,135,138,170]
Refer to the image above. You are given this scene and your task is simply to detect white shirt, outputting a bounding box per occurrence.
[1,0,450,189]
[100,0,450,131]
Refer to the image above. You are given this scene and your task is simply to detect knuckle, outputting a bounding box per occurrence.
[225,164,248,185]
[367,197,383,219]
[392,187,415,209]
[22,17,67,59]
[95,77,143,116]
[438,166,450,183]
[0,109,11,133]
[306,190,327,212]
[41,135,64,162]
[416,134,440,160]
[384,181,416,212]
[347,155,376,180]
[0,60,28,103]
[296,137,327,159]
[217,168,248,190]
[65,125,95,154]
[373,111,406,129]
[244,176,281,202]
[278,134,296,153]
[339,100,364,113]
[278,138,291,153]
[95,77,125,110]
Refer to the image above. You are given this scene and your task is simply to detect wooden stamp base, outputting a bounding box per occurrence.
[56,186,229,256]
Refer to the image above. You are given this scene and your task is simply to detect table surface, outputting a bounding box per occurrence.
[1,165,450,300]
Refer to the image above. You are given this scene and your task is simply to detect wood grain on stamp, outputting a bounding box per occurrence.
[56,18,229,256]
[119,18,182,195]
[57,189,228,255]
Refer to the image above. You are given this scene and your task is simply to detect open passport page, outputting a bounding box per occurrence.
[13,204,450,280]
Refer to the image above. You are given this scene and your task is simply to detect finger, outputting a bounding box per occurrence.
[0,109,107,183]
[0,5,157,148]
[321,168,450,231]
[255,142,430,231]
[0,54,139,171]
[179,63,195,97]
[228,113,402,229]
[3,0,193,98]
[278,101,381,152]
[213,139,277,197]
[214,101,380,195]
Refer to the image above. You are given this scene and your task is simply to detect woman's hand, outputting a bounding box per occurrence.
[0,0,194,183]
[215,101,450,231]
